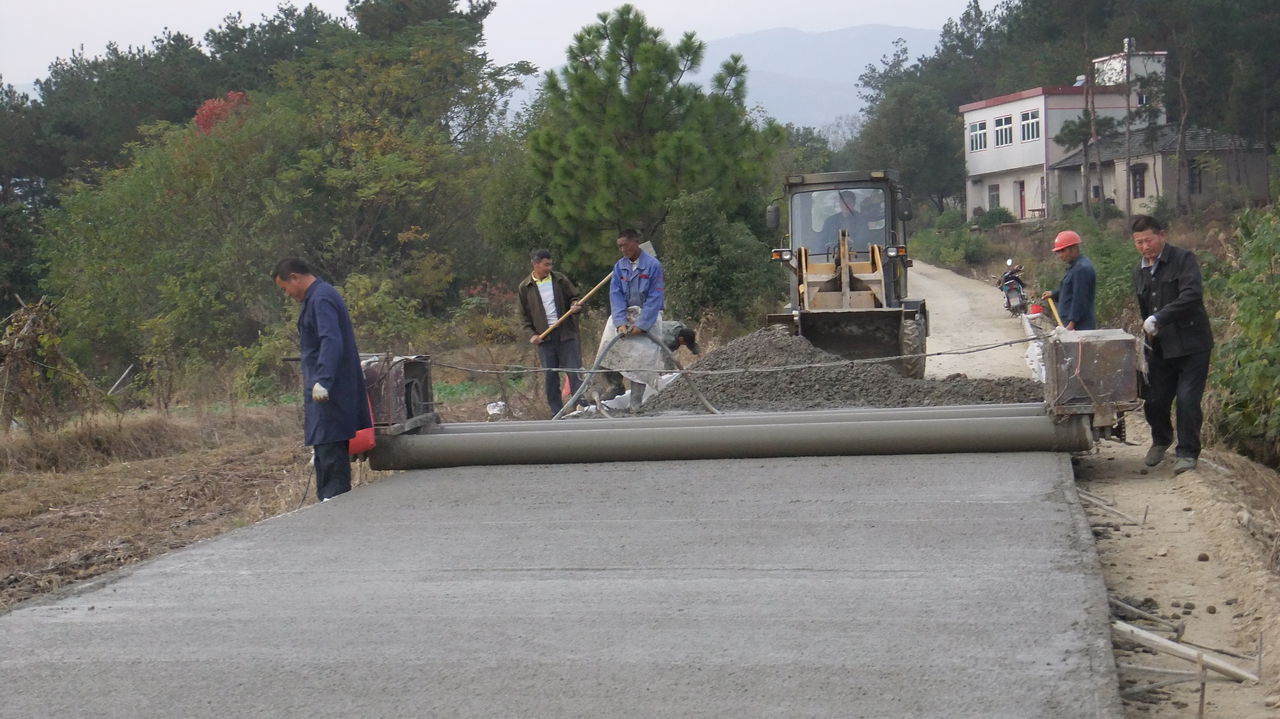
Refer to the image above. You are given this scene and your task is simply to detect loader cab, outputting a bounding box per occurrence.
[765,170,929,378]
[791,187,888,259]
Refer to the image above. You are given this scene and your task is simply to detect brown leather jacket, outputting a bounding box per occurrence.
[518,271,580,340]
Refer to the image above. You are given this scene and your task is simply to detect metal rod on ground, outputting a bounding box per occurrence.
[1180,638,1258,662]
[1119,676,1199,697]
[1077,488,1115,506]
[537,272,612,342]
[1080,492,1141,524]
[1117,663,1201,676]
[1109,597,1183,634]
[1198,653,1207,719]
[1112,620,1260,683]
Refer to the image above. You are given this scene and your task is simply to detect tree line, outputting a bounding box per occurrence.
[822,0,1279,213]
[0,1,784,407]
[2,0,1277,413]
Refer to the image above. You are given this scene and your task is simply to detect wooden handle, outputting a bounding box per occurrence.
[1047,296,1064,328]
[537,271,612,341]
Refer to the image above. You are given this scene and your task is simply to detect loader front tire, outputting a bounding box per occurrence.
[901,317,926,379]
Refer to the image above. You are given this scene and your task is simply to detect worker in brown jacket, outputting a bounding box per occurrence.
[518,249,583,415]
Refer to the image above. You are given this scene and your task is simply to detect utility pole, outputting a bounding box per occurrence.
[1123,38,1134,219]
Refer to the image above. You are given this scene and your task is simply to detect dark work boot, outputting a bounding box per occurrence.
[1144,444,1169,467]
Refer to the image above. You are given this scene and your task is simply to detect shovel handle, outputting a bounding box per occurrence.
[537,271,613,342]
[1046,296,1064,328]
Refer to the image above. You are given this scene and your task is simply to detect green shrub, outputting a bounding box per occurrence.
[662,189,785,323]
[908,227,990,268]
[1203,208,1280,464]
[235,322,300,400]
[977,206,1016,229]
[933,207,966,232]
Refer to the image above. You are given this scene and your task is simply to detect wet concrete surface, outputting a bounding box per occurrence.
[1,453,1121,718]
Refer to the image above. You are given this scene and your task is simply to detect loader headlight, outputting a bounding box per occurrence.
[770,249,793,262]
[886,245,908,257]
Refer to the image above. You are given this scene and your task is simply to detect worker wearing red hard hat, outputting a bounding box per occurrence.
[1040,230,1097,330]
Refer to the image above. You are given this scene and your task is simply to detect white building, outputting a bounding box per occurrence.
[1051,125,1269,214]
[959,50,1167,220]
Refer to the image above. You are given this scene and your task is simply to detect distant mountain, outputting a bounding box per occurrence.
[500,24,941,128]
[696,24,940,129]
[9,82,39,99]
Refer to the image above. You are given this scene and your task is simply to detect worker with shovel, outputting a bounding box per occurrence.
[517,249,584,416]
[1041,230,1097,330]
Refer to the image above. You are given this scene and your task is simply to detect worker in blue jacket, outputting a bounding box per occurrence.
[609,229,665,409]
[274,257,372,501]
[1041,230,1097,330]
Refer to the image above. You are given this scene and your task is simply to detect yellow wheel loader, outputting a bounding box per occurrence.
[766,170,929,378]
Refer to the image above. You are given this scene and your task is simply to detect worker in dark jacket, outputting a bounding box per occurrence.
[517,249,583,415]
[1131,215,1214,475]
[1041,230,1097,330]
[274,257,372,501]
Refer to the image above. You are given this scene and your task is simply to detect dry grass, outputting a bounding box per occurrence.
[0,405,331,610]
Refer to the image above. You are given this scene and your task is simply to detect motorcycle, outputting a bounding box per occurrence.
[996,258,1028,316]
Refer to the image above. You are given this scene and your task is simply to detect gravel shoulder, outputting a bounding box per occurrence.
[913,261,1280,716]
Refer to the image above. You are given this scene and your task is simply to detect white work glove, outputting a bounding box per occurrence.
[1143,315,1159,336]
[312,383,330,402]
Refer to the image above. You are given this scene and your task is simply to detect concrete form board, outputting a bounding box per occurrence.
[1,453,1121,718]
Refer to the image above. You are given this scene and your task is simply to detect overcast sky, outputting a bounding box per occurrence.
[1,0,974,87]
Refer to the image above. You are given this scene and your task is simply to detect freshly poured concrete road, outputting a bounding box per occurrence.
[2,453,1121,718]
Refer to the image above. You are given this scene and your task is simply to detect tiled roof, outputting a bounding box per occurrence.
[1051,124,1263,169]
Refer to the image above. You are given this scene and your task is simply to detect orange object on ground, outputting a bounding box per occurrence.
[349,396,376,456]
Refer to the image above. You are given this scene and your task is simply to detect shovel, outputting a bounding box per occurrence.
[537,271,612,342]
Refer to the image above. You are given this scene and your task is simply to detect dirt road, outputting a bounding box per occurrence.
[914,260,1280,716]
[910,260,1034,380]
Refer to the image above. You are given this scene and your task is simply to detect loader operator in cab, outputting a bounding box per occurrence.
[820,190,863,253]
[819,189,884,256]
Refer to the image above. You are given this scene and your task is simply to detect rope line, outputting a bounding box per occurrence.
[431,335,1041,377]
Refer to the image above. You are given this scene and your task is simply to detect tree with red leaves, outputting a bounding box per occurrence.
[193,91,249,135]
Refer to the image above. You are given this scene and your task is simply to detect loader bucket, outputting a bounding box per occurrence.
[797,308,905,371]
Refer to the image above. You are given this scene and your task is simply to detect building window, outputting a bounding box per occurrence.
[988,184,1001,209]
[1020,110,1040,142]
[968,121,987,152]
[1188,161,1203,195]
[1137,92,1149,106]
[1131,166,1146,199]
[994,115,1013,147]
[1092,185,1101,199]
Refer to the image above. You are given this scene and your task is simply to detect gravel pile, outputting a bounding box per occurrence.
[645,325,1043,413]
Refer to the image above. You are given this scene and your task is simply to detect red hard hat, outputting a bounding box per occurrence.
[1053,230,1082,252]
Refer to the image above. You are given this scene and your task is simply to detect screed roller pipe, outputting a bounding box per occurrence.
[438,403,1047,434]
[368,406,1091,470]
